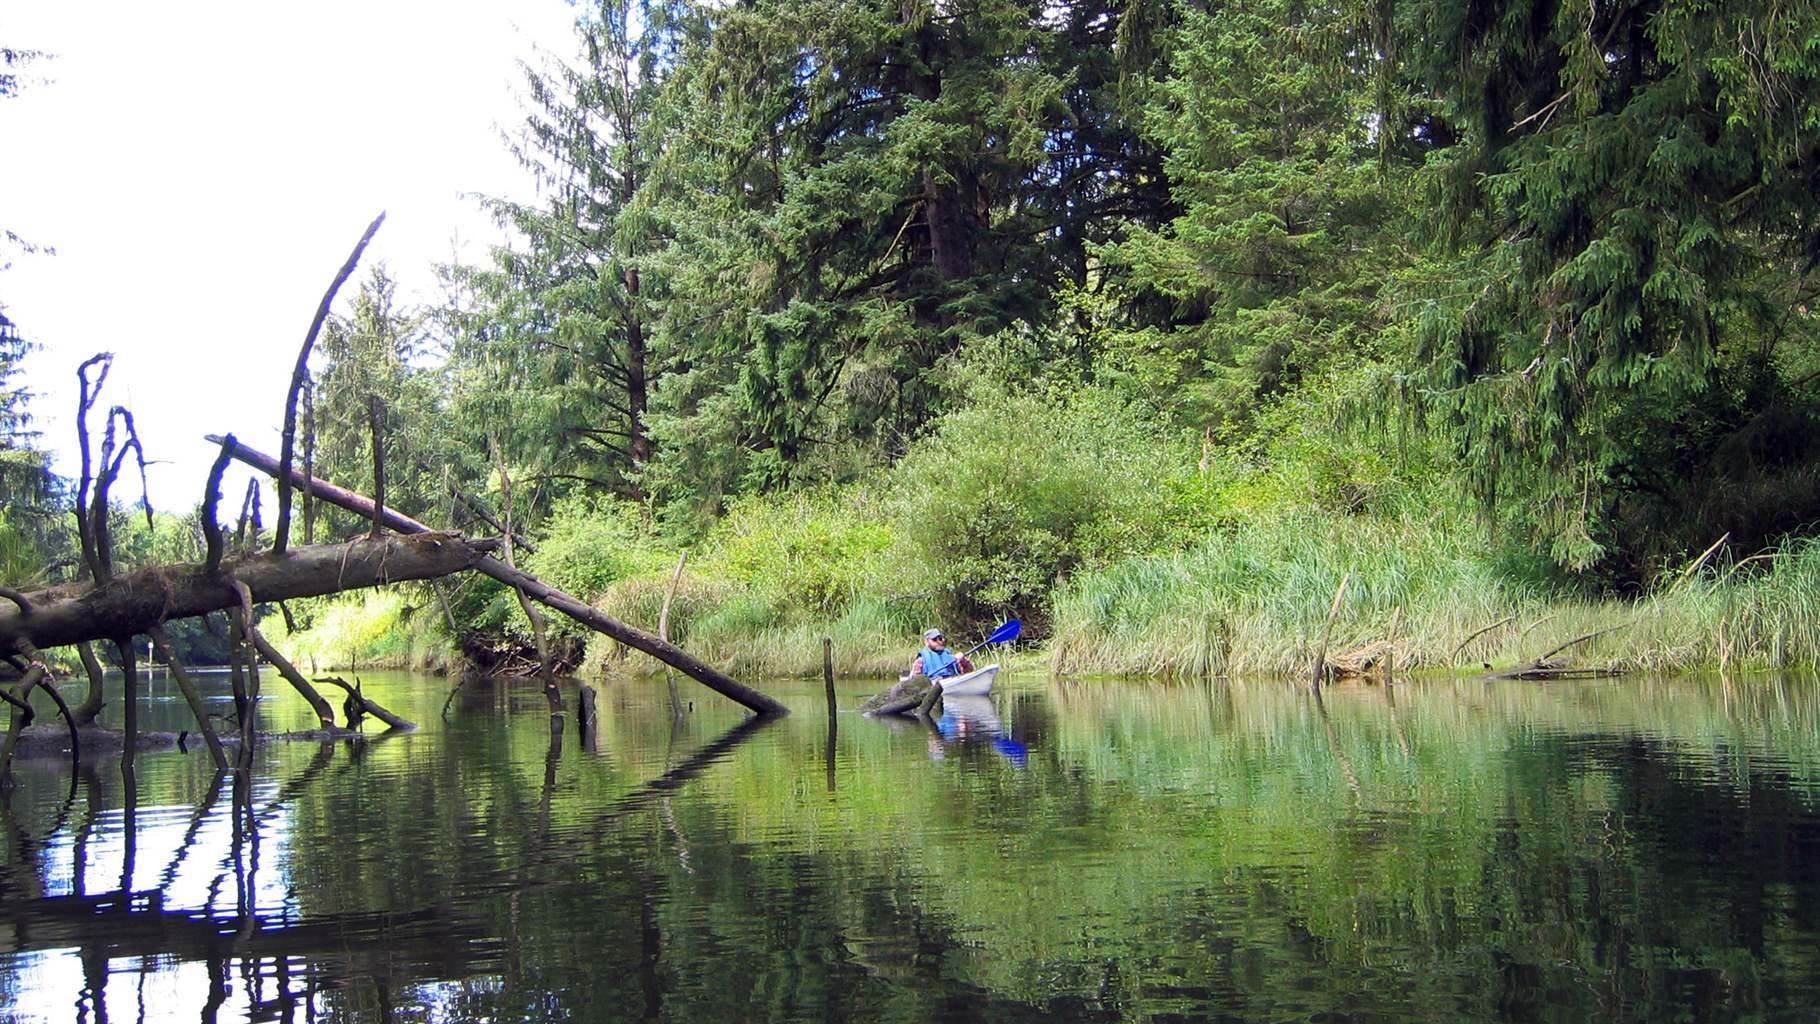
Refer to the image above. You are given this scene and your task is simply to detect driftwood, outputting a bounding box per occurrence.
[207,435,788,717]
[1326,640,1396,680]
[1324,606,1399,682]
[1482,622,1633,680]
[314,676,414,732]
[1309,574,1351,691]
[860,674,938,717]
[1451,615,1516,663]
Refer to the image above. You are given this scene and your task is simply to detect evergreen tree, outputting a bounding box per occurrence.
[0,310,61,584]
[315,266,459,532]
[449,0,681,502]
[632,0,1175,522]
[1408,0,1820,572]
[1097,0,1413,444]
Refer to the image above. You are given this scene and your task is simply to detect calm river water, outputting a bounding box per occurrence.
[3,668,1820,1022]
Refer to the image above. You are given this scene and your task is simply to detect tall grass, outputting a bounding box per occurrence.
[581,488,930,678]
[273,590,460,675]
[1050,518,1820,678]
[589,570,930,677]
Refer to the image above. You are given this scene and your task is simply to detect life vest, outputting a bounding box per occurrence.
[917,645,960,680]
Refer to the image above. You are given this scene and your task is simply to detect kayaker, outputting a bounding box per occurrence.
[909,627,972,680]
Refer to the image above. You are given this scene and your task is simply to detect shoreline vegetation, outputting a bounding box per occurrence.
[275,491,1820,685]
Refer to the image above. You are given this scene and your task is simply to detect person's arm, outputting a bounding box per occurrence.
[910,655,925,676]
[958,656,974,673]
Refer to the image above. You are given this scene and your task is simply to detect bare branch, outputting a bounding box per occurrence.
[228,578,336,729]
[302,380,317,545]
[202,435,235,574]
[494,437,562,713]
[312,675,415,731]
[276,212,386,555]
[73,353,113,581]
[236,479,262,549]
[207,435,789,716]
[13,641,77,770]
[367,394,387,537]
[148,626,229,771]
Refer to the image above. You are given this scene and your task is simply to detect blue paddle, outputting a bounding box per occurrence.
[957,618,1021,662]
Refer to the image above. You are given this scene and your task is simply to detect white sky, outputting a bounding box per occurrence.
[0,0,579,509]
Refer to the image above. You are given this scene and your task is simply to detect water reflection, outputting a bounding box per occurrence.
[933,695,1028,766]
[1,670,1819,1021]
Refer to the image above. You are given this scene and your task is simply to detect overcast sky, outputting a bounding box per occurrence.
[1,0,578,511]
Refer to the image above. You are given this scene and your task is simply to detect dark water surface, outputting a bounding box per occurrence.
[4,669,1820,1022]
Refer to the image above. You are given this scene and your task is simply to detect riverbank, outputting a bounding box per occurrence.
[276,491,1820,683]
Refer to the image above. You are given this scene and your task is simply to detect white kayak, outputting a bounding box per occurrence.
[937,663,998,697]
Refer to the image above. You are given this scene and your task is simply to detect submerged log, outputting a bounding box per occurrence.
[0,533,493,654]
[860,674,937,717]
[1482,622,1633,681]
[1483,660,1625,680]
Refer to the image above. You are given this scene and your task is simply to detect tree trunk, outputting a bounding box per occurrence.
[0,533,493,654]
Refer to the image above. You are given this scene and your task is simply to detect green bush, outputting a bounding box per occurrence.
[701,490,896,614]
[274,590,449,672]
[524,494,670,603]
[887,388,1193,619]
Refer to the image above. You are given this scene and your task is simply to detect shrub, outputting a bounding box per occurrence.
[524,494,669,603]
[887,388,1192,619]
[701,490,896,614]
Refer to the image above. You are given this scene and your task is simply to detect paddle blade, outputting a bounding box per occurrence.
[986,618,1021,645]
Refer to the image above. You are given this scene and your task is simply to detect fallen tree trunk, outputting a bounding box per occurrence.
[209,436,790,718]
[1481,623,1632,681]
[0,532,493,653]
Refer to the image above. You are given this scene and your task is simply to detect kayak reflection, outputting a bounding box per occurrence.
[933,695,1028,766]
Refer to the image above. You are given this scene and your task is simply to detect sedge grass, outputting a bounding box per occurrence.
[1050,514,1820,678]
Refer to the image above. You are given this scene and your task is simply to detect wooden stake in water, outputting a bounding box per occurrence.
[1312,573,1350,693]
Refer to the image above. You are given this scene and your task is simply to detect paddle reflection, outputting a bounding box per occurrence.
[930,695,1028,766]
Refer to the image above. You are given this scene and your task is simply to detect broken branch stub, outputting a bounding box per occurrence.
[275,212,386,556]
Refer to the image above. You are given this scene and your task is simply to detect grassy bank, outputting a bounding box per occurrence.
[274,382,1820,682]
[271,590,462,676]
[278,517,1820,684]
[1049,519,1820,679]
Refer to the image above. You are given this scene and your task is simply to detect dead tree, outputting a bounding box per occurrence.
[208,436,788,718]
[0,216,784,786]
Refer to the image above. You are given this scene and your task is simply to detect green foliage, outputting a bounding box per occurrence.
[275,589,457,674]
[200,0,1820,674]
[0,310,61,581]
[888,386,1196,618]
[588,487,922,675]
[703,490,895,614]
[523,493,669,603]
[1049,503,1540,677]
[1095,0,1413,440]
[1407,0,1820,572]
[313,265,466,537]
